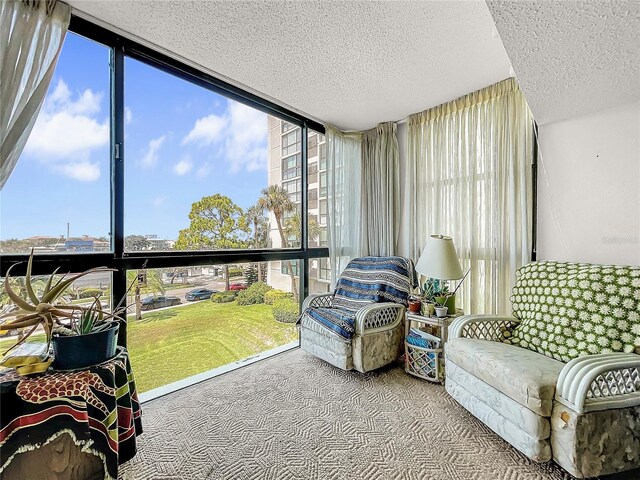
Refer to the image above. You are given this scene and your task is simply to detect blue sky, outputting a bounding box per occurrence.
[0,32,270,241]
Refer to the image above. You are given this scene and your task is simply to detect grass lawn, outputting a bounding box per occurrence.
[126,301,297,392]
[1,301,298,393]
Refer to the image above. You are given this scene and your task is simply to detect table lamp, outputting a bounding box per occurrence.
[415,234,464,313]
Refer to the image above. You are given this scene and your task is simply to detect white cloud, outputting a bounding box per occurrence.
[182,114,226,146]
[224,102,268,172]
[54,162,100,182]
[141,135,166,168]
[173,156,193,176]
[182,101,268,173]
[48,80,71,105]
[125,107,133,125]
[24,79,108,161]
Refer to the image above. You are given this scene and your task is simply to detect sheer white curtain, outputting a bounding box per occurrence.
[406,78,534,315]
[361,122,400,256]
[325,125,362,288]
[0,0,70,188]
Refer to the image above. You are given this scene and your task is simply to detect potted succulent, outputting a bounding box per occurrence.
[422,269,470,314]
[434,297,449,318]
[0,251,123,373]
[422,278,456,312]
[51,297,121,370]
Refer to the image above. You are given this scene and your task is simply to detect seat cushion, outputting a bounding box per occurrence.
[446,338,565,416]
[302,307,357,340]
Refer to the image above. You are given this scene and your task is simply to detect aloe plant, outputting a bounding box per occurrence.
[0,250,118,356]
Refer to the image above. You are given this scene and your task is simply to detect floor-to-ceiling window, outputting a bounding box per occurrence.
[0,17,328,398]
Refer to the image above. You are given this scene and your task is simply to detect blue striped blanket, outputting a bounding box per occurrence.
[303,256,416,340]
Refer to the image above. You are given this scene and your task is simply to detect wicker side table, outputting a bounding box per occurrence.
[404,309,463,383]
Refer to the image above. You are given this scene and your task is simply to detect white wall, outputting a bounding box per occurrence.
[537,101,640,266]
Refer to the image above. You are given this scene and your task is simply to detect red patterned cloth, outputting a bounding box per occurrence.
[0,347,142,479]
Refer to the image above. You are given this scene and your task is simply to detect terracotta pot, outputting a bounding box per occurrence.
[408,300,422,313]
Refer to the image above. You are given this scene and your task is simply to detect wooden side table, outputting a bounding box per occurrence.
[404,309,463,383]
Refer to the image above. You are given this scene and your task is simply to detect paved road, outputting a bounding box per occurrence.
[156,275,242,301]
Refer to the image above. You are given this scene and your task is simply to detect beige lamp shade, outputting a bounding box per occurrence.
[415,235,463,280]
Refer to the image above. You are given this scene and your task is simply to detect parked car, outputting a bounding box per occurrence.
[140,296,181,310]
[185,288,217,301]
[228,283,247,291]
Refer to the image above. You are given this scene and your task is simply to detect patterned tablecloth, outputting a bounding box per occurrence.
[0,347,142,479]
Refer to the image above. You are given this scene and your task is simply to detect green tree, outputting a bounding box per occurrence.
[245,203,269,281]
[163,267,189,285]
[258,185,298,299]
[126,270,166,320]
[125,235,150,251]
[284,212,321,246]
[175,194,250,290]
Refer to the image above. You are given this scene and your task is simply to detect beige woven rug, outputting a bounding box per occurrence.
[119,349,623,480]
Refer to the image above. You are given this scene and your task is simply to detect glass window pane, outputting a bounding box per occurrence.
[0,33,111,254]
[307,129,327,249]
[124,58,300,251]
[125,263,298,393]
[0,272,112,349]
[308,258,332,295]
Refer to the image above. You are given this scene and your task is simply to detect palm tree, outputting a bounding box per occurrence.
[284,212,321,246]
[258,185,297,299]
[258,185,295,248]
[246,203,268,280]
[126,270,166,320]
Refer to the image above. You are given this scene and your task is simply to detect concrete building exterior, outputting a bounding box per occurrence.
[266,116,331,295]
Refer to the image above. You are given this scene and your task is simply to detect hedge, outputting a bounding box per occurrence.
[228,267,243,278]
[264,289,293,305]
[79,288,104,299]
[211,291,237,303]
[236,282,272,306]
[272,298,299,323]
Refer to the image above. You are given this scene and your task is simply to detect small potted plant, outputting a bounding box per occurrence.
[408,295,422,314]
[434,297,449,318]
[422,270,470,314]
[0,251,124,373]
[51,296,121,370]
[422,278,455,312]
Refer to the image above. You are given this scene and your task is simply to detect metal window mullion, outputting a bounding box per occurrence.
[300,124,309,303]
[531,121,538,262]
[111,43,127,346]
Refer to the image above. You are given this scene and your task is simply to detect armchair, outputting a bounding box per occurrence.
[299,256,415,373]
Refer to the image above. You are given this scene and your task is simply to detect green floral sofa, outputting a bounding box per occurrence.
[446,261,640,478]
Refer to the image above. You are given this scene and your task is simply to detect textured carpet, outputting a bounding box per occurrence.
[118,349,612,480]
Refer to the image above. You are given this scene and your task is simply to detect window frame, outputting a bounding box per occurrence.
[0,16,328,345]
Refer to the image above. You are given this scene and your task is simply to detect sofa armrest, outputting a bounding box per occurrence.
[354,303,404,335]
[302,293,333,311]
[555,353,640,414]
[449,314,520,342]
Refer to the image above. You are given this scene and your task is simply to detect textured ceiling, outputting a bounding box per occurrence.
[488,0,640,125]
[67,0,512,131]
